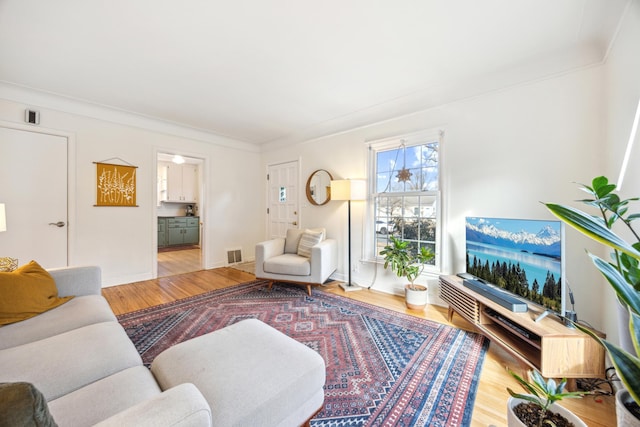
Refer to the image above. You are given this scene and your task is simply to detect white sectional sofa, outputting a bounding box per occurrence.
[0,265,212,426]
[0,264,326,427]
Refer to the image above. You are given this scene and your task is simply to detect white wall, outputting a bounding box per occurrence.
[0,88,264,286]
[2,2,638,342]
[262,65,607,332]
[600,0,640,346]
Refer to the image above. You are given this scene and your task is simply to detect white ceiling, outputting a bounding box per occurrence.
[0,0,631,147]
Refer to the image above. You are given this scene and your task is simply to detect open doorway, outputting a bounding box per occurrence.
[156,152,204,277]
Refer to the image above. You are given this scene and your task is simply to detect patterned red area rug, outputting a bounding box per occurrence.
[117,280,488,427]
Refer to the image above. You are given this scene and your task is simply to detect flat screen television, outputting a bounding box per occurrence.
[465,216,565,317]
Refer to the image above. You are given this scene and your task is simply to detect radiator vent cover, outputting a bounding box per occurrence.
[226,248,243,264]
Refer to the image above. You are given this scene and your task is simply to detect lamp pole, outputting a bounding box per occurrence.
[347,199,352,286]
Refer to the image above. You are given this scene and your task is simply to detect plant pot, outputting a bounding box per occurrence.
[507,396,586,427]
[617,301,638,357]
[616,389,640,427]
[405,284,428,310]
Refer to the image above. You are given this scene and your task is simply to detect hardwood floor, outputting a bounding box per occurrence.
[157,247,201,277]
[103,268,616,427]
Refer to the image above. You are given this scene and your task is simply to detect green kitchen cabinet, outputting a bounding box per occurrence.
[157,217,168,247]
[166,217,199,246]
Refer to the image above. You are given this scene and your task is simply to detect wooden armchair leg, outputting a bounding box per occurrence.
[306,285,312,296]
[266,281,274,292]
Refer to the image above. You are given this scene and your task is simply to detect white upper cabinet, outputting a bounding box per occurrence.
[161,163,198,203]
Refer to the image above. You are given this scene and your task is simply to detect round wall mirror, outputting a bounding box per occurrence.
[306,169,333,206]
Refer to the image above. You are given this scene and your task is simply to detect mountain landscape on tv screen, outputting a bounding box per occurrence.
[465,217,563,313]
[465,220,561,260]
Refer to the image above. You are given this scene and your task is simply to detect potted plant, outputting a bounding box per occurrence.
[380,236,434,309]
[544,176,640,426]
[507,369,588,427]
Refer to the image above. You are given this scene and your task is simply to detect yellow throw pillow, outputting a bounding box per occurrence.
[0,261,73,326]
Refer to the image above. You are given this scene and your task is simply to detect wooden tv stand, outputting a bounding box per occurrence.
[439,275,605,379]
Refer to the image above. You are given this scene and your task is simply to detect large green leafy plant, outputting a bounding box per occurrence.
[544,176,640,406]
[380,236,434,288]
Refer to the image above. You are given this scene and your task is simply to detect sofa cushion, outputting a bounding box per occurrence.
[0,321,142,401]
[47,266,102,298]
[151,319,325,427]
[0,295,116,350]
[0,261,73,326]
[297,229,324,258]
[49,366,161,427]
[263,254,311,276]
[0,382,57,427]
[93,383,212,427]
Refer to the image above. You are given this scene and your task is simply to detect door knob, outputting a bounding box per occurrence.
[49,221,66,228]
[292,221,298,226]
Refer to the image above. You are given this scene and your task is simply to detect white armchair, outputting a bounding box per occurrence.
[255,228,338,296]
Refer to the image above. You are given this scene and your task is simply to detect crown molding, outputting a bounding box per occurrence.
[0,81,260,153]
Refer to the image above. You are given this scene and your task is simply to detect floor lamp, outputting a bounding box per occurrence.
[330,179,366,292]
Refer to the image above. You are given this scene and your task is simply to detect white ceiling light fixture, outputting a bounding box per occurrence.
[617,98,640,191]
[172,155,185,164]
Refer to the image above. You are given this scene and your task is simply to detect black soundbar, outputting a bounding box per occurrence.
[462,279,528,312]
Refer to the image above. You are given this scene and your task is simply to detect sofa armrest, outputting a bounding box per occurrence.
[255,238,285,277]
[94,383,212,427]
[310,238,338,282]
[257,238,286,260]
[47,266,102,297]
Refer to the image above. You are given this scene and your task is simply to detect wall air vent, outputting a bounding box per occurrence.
[226,248,243,265]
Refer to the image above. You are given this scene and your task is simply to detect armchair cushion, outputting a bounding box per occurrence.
[297,229,324,258]
[264,254,311,276]
[284,229,304,254]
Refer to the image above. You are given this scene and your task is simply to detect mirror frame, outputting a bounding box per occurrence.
[305,169,333,206]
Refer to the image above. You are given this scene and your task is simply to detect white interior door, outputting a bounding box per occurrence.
[0,127,68,268]
[268,161,299,239]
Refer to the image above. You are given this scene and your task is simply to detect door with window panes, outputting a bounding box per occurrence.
[372,134,440,270]
[267,161,300,239]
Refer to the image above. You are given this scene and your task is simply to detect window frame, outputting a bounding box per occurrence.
[365,129,444,274]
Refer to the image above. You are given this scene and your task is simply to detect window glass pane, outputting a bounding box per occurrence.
[423,143,439,190]
[376,143,439,195]
[376,149,400,174]
[377,147,402,193]
[372,138,439,268]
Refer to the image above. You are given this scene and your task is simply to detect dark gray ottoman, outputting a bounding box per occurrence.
[151,319,326,427]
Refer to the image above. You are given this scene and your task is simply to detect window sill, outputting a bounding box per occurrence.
[361,257,443,277]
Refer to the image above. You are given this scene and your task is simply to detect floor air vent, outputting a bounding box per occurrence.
[226,248,243,264]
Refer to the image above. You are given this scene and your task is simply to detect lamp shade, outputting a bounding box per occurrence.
[330,179,366,201]
[0,204,5,232]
